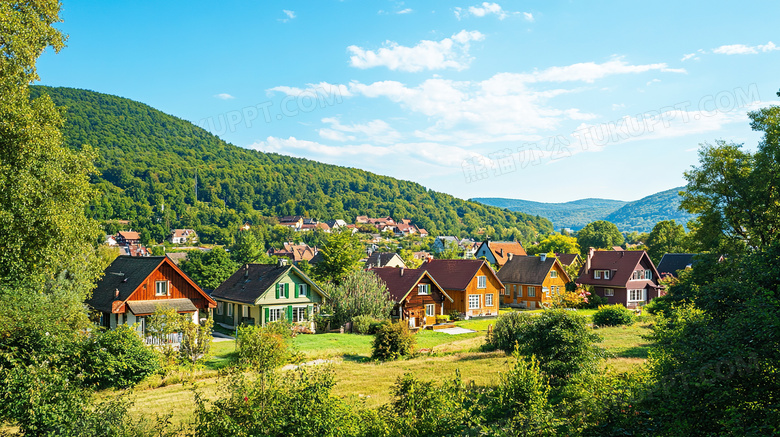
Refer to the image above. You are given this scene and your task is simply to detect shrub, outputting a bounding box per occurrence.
[435,315,449,324]
[236,325,291,372]
[584,293,608,309]
[592,304,635,327]
[372,321,416,360]
[368,320,386,335]
[485,311,530,353]
[448,310,462,321]
[352,314,379,335]
[80,325,161,389]
[320,270,394,326]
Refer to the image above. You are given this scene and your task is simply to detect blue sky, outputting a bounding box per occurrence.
[38,1,780,203]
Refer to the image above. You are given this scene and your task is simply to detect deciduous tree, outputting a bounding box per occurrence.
[576,220,624,253]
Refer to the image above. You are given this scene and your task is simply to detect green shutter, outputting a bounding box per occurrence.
[275,284,280,299]
[285,283,289,298]
[305,284,310,298]
[286,305,293,321]
[264,307,269,325]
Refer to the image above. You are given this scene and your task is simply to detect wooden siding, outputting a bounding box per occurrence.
[443,263,502,316]
[501,262,568,308]
[127,260,211,312]
[401,276,445,327]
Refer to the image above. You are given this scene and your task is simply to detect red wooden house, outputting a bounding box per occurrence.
[87,255,216,334]
[370,267,453,328]
[576,248,663,308]
[422,259,503,317]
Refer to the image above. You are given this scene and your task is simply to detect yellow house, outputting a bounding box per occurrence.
[496,254,571,309]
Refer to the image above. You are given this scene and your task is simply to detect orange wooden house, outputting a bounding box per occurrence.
[87,256,216,334]
[422,259,503,318]
[497,254,570,309]
[370,267,452,328]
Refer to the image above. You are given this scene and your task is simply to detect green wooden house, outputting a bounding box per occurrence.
[211,260,326,327]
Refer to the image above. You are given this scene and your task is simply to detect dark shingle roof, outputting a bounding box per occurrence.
[422,259,493,291]
[555,253,581,267]
[656,253,697,277]
[211,263,325,305]
[497,255,560,285]
[88,256,167,313]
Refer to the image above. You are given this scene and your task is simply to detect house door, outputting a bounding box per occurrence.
[409,317,416,328]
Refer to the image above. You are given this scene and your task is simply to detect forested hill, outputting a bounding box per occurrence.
[474,187,695,233]
[31,86,552,244]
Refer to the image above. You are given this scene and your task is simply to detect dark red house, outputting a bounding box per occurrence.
[576,248,663,308]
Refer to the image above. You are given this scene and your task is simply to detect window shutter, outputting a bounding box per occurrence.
[264,307,269,324]
[286,305,293,321]
[306,284,310,298]
[275,284,280,299]
[285,283,290,298]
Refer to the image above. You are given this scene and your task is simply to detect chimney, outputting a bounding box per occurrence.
[499,248,504,257]
[114,288,120,299]
[244,264,249,278]
[540,253,547,262]
[278,258,288,267]
[508,253,513,261]
[586,247,594,273]
[400,267,404,277]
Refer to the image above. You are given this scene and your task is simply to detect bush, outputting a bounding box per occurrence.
[372,321,416,360]
[644,294,671,315]
[80,325,161,389]
[485,311,530,353]
[352,314,379,335]
[448,310,462,321]
[236,325,291,372]
[584,293,608,309]
[592,304,635,327]
[435,315,449,324]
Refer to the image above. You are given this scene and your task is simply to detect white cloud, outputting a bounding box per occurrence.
[468,2,507,19]
[318,117,402,144]
[267,82,352,99]
[214,93,235,100]
[523,12,534,22]
[518,57,685,83]
[279,10,296,23]
[646,78,661,86]
[713,41,779,55]
[681,53,697,61]
[397,8,413,14]
[347,30,485,72]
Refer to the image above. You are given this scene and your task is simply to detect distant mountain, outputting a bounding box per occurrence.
[473,187,695,233]
[30,86,553,244]
[470,197,628,231]
[604,187,695,233]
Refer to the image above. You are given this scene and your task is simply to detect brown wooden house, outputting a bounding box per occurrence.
[474,240,527,267]
[576,248,663,308]
[497,254,571,309]
[370,267,452,328]
[422,259,503,317]
[87,256,216,334]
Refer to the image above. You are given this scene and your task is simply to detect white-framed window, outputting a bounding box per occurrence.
[298,283,308,297]
[604,288,614,297]
[603,270,611,280]
[550,270,558,278]
[517,285,522,298]
[425,304,435,317]
[543,287,550,297]
[418,284,430,295]
[628,289,646,302]
[242,305,249,318]
[227,303,233,317]
[485,294,494,306]
[292,306,307,322]
[644,270,652,280]
[528,286,536,297]
[477,276,487,289]
[267,308,283,323]
[155,280,168,296]
[217,301,224,315]
[468,294,480,309]
[594,270,601,279]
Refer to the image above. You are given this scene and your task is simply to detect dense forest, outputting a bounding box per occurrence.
[30,86,552,245]
[604,187,696,233]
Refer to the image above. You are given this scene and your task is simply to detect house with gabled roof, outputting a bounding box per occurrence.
[115,230,141,246]
[365,252,406,269]
[87,255,216,334]
[370,267,453,328]
[577,248,663,308]
[170,228,197,244]
[497,254,570,309]
[474,240,527,267]
[422,259,503,317]
[211,259,327,328]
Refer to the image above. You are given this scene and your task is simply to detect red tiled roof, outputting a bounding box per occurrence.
[422,259,501,291]
[481,241,526,265]
[117,231,140,240]
[370,267,451,303]
[577,250,660,287]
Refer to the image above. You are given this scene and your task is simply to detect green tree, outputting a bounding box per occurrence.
[180,247,238,290]
[321,270,394,326]
[528,233,580,255]
[645,219,687,263]
[311,229,363,284]
[230,229,263,265]
[436,240,461,259]
[576,220,624,253]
